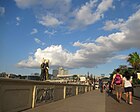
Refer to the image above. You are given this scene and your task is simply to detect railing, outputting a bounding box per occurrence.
[0,78,92,112]
[133,84,140,98]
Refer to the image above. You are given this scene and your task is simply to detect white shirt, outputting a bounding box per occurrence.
[123,77,132,88]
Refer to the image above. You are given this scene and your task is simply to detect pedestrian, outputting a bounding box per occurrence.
[123,71,133,105]
[108,81,113,94]
[111,69,123,102]
[99,79,103,93]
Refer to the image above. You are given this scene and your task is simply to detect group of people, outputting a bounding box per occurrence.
[111,69,133,105]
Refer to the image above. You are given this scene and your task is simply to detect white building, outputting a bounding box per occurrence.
[52,67,69,77]
[58,67,68,76]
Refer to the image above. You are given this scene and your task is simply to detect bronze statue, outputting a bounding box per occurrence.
[40,59,49,80]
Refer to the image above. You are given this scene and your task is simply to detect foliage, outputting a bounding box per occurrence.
[127,52,140,71]
[110,52,140,85]
[133,79,140,84]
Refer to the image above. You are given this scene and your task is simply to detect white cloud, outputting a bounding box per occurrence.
[44,30,57,36]
[16,17,21,21]
[30,28,38,35]
[17,45,73,68]
[74,0,97,25]
[15,0,114,29]
[14,0,71,12]
[14,0,38,9]
[123,9,140,48]
[97,0,114,13]
[109,55,128,61]
[102,9,140,48]
[17,56,40,68]
[70,0,113,29]
[17,9,140,69]
[14,0,71,27]
[102,19,125,31]
[38,15,63,27]
[34,38,45,46]
[0,6,5,16]
[16,16,21,26]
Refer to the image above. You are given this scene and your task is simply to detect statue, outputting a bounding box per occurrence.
[45,59,49,80]
[40,59,49,81]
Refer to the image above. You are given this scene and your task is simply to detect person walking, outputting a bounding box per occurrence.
[123,71,133,105]
[108,81,113,94]
[99,79,103,93]
[111,69,123,102]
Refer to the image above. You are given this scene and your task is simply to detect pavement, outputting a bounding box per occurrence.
[23,90,140,112]
[106,91,140,112]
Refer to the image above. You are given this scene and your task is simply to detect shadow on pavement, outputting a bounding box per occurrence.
[106,91,117,102]
[106,91,126,103]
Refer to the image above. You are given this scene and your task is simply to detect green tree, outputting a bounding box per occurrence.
[127,52,140,84]
[127,52,140,71]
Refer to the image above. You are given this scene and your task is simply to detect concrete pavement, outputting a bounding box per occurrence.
[23,90,140,112]
[106,91,140,112]
[23,90,105,112]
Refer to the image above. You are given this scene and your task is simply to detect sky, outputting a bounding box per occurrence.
[0,0,140,76]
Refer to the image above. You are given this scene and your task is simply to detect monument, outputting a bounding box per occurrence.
[40,58,49,80]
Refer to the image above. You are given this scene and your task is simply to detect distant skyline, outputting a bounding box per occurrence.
[0,0,140,76]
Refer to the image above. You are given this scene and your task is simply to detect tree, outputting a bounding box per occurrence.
[127,52,140,84]
[127,52,140,71]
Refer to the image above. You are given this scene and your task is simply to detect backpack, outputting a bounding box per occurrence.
[114,74,122,85]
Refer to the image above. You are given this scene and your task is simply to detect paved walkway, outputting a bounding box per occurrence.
[23,90,140,112]
[106,91,140,112]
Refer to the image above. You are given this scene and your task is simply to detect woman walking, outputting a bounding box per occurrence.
[111,69,123,103]
[123,71,133,105]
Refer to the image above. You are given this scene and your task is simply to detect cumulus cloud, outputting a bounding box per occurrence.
[17,45,73,68]
[102,19,125,31]
[14,0,70,27]
[14,0,114,29]
[124,9,140,48]
[17,56,39,68]
[109,55,128,62]
[17,9,140,69]
[0,6,5,16]
[34,38,45,46]
[70,0,113,29]
[97,0,114,13]
[30,28,38,35]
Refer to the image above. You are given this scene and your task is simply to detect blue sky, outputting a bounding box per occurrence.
[0,0,140,76]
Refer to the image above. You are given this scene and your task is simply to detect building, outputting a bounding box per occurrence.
[58,67,68,76]
[52,69,59,77]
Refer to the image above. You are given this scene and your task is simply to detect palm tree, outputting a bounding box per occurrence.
[127,52,140,71]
